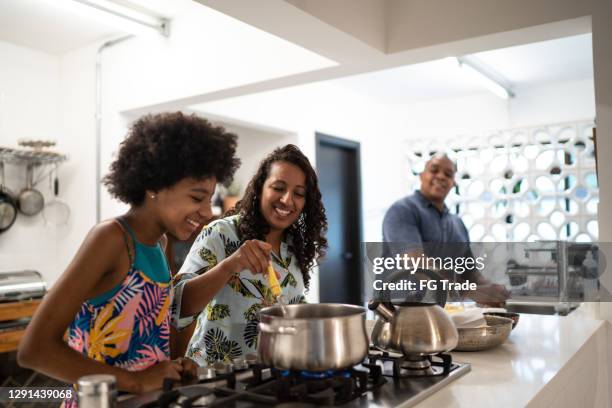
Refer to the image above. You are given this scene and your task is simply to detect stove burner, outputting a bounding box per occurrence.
[368,348,454,378]
[120,350,471,408]
[298,370,352,379]
[254,366,384,406]
[128,357,393,407]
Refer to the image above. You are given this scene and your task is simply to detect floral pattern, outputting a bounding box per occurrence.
[67,267,171,371]
[173,215,306,366]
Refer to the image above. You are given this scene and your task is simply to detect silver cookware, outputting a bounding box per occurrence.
[0,270,46,301]
[369,301,458,356]
[18,164,44,216]
[77,374,117,408]
[0,162,17,232]
[257,303,368,371]
[454,315,512,351]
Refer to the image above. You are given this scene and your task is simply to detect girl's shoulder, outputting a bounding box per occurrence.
[86,219,129,253]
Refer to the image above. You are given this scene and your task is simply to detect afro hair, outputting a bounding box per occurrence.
[103,112,240,206]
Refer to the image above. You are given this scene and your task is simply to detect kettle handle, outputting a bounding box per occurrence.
[367,300,395,321]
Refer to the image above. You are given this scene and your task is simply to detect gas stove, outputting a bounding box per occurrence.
[119,350,470,408]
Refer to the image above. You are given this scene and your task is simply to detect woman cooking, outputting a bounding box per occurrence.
[171,144,328,364]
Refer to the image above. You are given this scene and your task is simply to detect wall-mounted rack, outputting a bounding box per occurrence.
[0,146,68,166]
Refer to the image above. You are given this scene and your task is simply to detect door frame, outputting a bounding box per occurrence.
[315,132,364,304]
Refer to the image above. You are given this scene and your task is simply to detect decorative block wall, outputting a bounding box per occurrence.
[404,119,598,242]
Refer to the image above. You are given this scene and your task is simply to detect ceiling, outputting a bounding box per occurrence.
[0,1,594,104]
[0,0,192,54]
[333,33,593,104]
[0,0,117,54]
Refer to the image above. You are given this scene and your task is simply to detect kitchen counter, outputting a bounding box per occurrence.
[413,306,609,408]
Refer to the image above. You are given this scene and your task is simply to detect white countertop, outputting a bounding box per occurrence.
[413,306,606,408]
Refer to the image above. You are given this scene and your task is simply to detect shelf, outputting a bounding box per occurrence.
[0,147,67,166]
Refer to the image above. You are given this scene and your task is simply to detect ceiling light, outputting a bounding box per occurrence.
[456,57,514,99]
[44,0,169,36]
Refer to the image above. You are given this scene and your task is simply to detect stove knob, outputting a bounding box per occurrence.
[213,361,234,374]
[244,353,259,366]
[232,357,248,371]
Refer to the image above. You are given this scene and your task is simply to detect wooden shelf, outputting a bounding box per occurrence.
[0,299,41,322]
[0,299,41,353]
[0,328,27,353]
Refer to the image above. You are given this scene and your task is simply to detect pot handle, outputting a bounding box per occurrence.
[258,322,297,335]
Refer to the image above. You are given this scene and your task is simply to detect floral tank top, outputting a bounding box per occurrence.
[66,219,171,390]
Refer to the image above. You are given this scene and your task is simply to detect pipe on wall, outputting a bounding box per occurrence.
[95,35,132,223]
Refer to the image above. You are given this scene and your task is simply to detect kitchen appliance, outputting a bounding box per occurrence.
[506,241,595,314]
[368,300,459,356]
[257,303,368,371]
[0,270,46,302]
[118,348,470,408]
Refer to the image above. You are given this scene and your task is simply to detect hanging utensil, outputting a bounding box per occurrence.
[42,164,70,226]
[18,164,44,216]
[0,162,18,233]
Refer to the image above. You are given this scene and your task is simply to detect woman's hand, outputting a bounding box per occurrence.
[224,239,272,275]
[131,360,182,394]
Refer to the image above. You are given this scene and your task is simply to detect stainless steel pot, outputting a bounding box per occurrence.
[257,303,368,371]
[369,301,458,356]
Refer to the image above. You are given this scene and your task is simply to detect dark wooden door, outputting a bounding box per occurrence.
[316,133,362,305]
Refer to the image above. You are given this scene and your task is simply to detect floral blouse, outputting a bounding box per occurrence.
[171,215,306,365]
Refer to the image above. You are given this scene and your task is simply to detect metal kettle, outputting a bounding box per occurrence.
[368,300,458,356]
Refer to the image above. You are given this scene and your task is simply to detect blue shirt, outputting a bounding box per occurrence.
[381,191,475,302]
[383,190,469,245]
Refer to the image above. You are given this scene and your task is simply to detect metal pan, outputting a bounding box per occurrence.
[0,162,18,232]
[18,164,44,216]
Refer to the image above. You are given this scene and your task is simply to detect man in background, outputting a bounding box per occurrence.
[382,153,509,305]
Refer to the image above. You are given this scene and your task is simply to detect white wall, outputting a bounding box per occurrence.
[55,44,99,285]
[0,40,64,283]
[509,79,596,127]
[217,122,297,197]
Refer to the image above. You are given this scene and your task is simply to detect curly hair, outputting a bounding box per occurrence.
[227,145,327,289]
[103,112,240,206]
